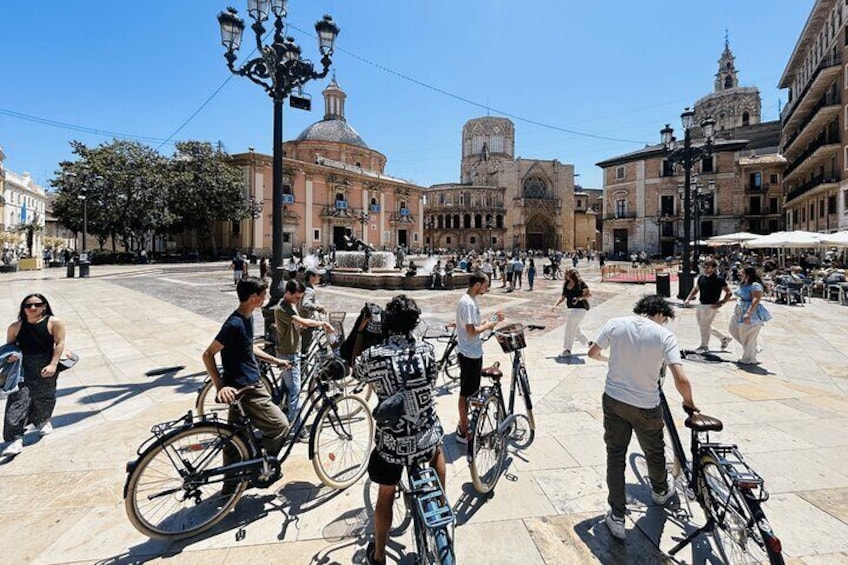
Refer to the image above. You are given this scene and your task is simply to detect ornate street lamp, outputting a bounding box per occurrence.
[358,209,370,241]
[217,1,339,304]
[486,217,494,249]
[660,109,715,299]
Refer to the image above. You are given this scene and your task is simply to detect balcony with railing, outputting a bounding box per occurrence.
[784,173,841,204]
[604,211,638,220]
[781,54,842,129]
[745,182,770,194]
[782,129,841,181]
[782,92,841,159]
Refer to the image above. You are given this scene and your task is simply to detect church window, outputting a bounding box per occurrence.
[437,215,443,229]
[463,214,471,228]
[439,193,445,205]
[742,111,750,126]
[724,76,733,89]
[445,215,452,228]
[459,193,464,206]
[523,177,548,198]
[454,214,460,227]
[474,214,482,228]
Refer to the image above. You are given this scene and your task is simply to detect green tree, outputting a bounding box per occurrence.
[166,141,248,257]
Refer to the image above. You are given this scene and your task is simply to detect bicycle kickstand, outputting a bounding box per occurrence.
[668,518,714,556]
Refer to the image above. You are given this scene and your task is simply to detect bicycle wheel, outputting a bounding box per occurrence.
[196,374,275,419]
[312,394,374,489]
[442,343,461,381]
[511,366,536,449]
[125,424,250,540]
[422,525,455,565]
[469,393,506,494]
[701,455,783,564]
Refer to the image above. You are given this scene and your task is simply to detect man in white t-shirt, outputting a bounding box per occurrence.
[455,270,503,443]
[588,294,697,540]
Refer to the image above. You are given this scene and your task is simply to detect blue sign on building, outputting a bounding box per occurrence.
[370,204,380,213]
[282,194,295,204]
[400,208,409,216]
[335,200,348,209]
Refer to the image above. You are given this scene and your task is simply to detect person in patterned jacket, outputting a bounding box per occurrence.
[354,294,445,565]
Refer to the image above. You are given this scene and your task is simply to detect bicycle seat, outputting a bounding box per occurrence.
[685,412,723,432]
[481,363,502,380]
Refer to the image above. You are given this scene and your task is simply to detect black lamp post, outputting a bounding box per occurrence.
[425,217,435,255]
[217,0,339,304]
[358,209,370,242]
[486,217,494,250]
[660,108,715,299]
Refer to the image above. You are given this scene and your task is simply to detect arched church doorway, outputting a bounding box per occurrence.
[525,214,556,250]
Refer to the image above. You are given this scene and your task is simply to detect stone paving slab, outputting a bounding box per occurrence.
[2,261,848,563]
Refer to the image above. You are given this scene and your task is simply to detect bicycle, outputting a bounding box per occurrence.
[124,375,373,540]
[542,263,564,280]
[466,322,544,494]
[374,461,455,564]
[420,322,461,382]
[659,365,785,564]
[197,326,368,421]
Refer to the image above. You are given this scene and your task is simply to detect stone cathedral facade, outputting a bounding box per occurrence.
[425,117,595,252]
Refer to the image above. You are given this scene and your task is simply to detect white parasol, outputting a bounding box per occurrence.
[817,231,848,247]
[744,230,822,249]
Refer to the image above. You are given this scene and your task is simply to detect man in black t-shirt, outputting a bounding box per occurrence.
[202,277,292,469]
[684,259,733,352]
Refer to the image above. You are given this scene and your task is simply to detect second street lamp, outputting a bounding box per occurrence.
[660,108,715,299]
[217,2,339,305]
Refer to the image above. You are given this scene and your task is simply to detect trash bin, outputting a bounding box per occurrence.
[66,262,76,278]
[78,261,91,278]
[655,272,670,298]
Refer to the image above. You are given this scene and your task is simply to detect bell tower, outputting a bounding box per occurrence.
[715,34,739,92]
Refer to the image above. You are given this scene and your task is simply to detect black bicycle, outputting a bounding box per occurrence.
[420,322,461,382]
[399,461,456,564]
[124,377,374,539]
[659,365,785,564]
[542,262,564,280]
[467,322,544,494]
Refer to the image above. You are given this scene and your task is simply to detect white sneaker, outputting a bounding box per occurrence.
[651,486,674,505]
[695,345,709,353]
[38,421,53,436]
[604,510,625,539]
[2,438,23,456]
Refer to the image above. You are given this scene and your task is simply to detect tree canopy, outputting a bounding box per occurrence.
[51,139,248,253]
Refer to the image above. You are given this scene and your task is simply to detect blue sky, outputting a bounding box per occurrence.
[1,1,813,190]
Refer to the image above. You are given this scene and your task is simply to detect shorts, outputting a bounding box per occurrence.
[368,446,440,486]
[458,353,483,398]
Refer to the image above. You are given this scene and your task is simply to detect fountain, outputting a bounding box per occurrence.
[328,252,471,290]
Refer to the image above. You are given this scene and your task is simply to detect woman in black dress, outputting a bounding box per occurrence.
[2,294,67,457]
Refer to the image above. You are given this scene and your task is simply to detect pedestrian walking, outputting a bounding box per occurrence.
[2,294,67,457]
[551,268,591,357]
[455,271,503,444]
[527,258,536,290]
[231,252,246,284]
[683,259,733,352]
[512,256,524,290]
[505,257,515,291]
[259,257,268,281]
[588,295,698,540]
[728,266,771,365]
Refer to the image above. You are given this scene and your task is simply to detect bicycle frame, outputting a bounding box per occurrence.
[658,371,781,559]
[402,462,455,564]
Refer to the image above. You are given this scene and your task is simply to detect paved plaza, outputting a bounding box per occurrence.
[1,261,847,564]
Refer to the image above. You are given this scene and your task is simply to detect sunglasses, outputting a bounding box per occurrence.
[24,302,45,309]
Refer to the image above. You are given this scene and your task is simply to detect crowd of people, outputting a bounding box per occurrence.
[6,241,831,553]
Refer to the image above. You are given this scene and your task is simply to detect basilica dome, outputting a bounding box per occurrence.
[294,78,369,148]
[295,117,369,148]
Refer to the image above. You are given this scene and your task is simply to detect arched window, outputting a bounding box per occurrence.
[496,215,503,229]
[453,214,460,227]
[742,111,750,126]
[438,193,445,205]
[724,76,733,89]
[463,214,471,229]
[445,215,452,228]
[437,215,443,229]
[523,177,548,199]
[474,214,482,228]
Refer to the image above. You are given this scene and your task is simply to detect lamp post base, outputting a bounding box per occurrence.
[677,271,696,300]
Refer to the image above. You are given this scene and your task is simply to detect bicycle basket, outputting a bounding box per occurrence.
[495,323,526,353]
[328,311,346,343]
